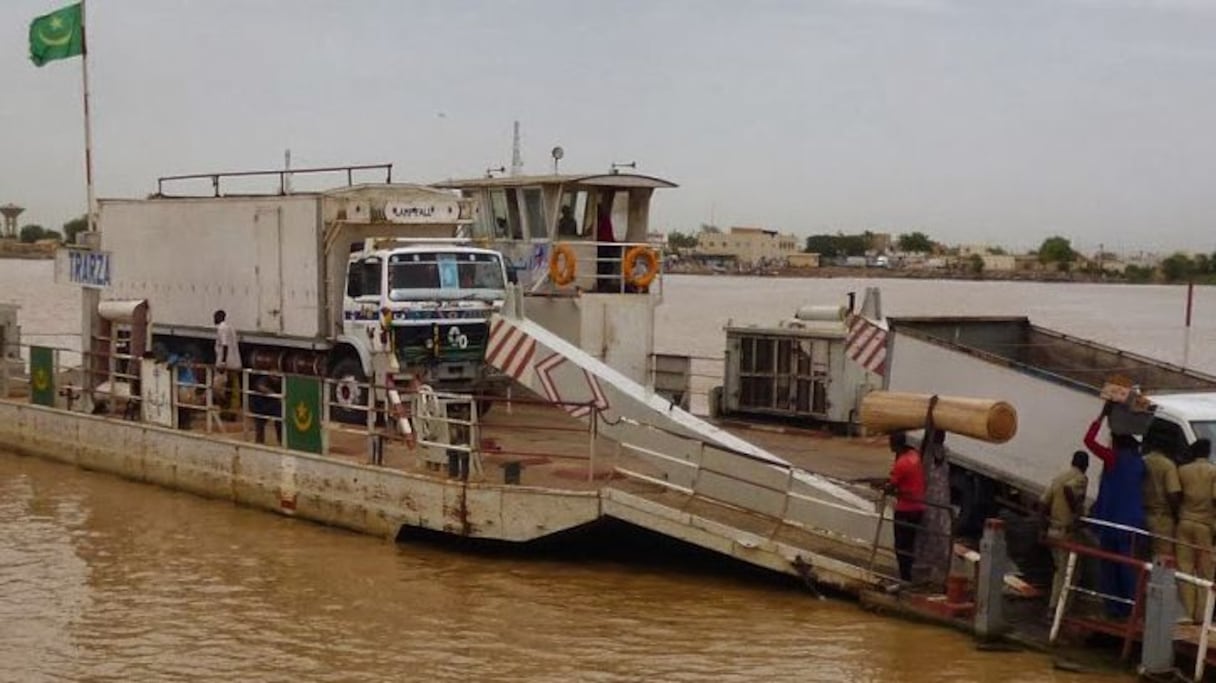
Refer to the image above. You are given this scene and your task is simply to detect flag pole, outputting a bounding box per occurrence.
[80,0,97,232]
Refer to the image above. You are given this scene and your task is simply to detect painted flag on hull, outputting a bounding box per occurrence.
[845,314,888,376]
[30,346,56,407]
[284,375,323,454]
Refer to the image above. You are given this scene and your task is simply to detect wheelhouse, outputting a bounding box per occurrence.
[433,172,677,293]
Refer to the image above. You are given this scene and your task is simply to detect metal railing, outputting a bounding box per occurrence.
[1,340,612,484]
[156,163,393,198]
[539,240,662,295]
[1048,516,1216,680]
[866,491,958,584]
[610,416,955,584]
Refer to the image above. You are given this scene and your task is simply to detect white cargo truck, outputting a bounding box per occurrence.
[98,166,511,419]
[884,316,1216,536]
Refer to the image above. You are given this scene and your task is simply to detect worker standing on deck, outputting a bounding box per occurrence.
[886,431,926,582]
[250,374,282,446]
[1141,433,1182,561]
[1083,404,1146,617]
[1041,450,1089,612]
[214,310,242,419]
[1176,439,1215,623]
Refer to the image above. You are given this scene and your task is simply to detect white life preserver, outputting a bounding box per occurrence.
[411,384,442,442]
[335,377,359,408]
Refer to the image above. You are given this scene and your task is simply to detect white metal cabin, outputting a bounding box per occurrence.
[433,171,677,385]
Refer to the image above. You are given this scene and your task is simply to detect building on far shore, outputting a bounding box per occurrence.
[867,232,893,253]
[787,253,821,269]
[696,226,800,267]
[981,254,1016,272]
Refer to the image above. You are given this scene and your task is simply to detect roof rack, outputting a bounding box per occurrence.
[155,163,393,198]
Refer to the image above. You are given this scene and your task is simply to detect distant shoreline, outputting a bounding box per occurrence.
[0,241,56,260]
[667,265,1136,284]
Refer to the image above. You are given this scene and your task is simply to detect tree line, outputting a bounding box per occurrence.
[666,226,1210,284]
[1155,252,1216,283]
[8,215,88,245]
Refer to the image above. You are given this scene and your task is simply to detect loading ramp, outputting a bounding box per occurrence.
[484,294,896,589]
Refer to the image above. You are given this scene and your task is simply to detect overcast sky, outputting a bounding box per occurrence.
[2,0,1215,253]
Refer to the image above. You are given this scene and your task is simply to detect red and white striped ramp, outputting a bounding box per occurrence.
[484,313,874,516]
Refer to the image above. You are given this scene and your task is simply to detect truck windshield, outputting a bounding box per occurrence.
[388,252,505,301]
[1193,421,1216,445]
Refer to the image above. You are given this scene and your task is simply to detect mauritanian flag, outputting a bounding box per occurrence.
[29,3,84,67]
[284,375,323,454]
[29,346,55,407]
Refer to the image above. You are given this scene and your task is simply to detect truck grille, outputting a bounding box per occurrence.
[394,321,489,365]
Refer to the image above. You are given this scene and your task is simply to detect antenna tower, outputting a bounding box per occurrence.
[510,121,523,176]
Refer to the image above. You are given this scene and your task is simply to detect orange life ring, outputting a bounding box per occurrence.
[549,243,578,286]
[623,246,660,289]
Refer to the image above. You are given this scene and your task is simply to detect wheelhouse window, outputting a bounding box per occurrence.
[522,188,546,240]
[588,190,628,243]
[388,252,505,301]
[488,190,511,238]
[557,190,588,239]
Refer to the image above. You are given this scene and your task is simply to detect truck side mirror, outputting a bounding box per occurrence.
[506,268,518,285]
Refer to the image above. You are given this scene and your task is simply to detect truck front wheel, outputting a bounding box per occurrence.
[329,355,369,425]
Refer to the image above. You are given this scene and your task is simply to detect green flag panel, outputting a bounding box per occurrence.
[30,346,55,407]
[284,375,323,454]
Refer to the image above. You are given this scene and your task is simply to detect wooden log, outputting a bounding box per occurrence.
[860,391,1018,443]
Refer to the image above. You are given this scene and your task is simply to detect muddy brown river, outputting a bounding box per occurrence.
[1,454,1102,682]
[5,261,1205,680]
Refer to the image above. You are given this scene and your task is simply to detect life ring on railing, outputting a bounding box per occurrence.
[549,243,578,286]
[623,246,660,289]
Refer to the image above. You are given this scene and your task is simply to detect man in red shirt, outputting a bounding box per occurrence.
[886,431,927,582]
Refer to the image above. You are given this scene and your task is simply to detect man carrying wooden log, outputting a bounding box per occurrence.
[886,431,927,582]
[913,398,952,587]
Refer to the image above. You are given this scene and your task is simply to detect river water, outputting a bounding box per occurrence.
[4,259,1207,681]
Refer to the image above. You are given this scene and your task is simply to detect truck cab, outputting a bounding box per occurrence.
[342,241,508,392]
[1143,393,1216,457]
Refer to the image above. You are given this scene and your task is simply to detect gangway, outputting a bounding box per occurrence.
[483,289,896,587]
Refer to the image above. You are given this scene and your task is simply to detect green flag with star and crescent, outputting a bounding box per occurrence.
[284,375,323,454]
[29,3,84,67]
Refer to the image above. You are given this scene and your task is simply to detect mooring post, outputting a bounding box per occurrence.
[975,518,1009,640]
[1140,557,1179,677]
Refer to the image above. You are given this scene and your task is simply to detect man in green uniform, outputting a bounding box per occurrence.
[1176,439,1215,622]
[1142,434,1182,561]
[1042,450,1089,611]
